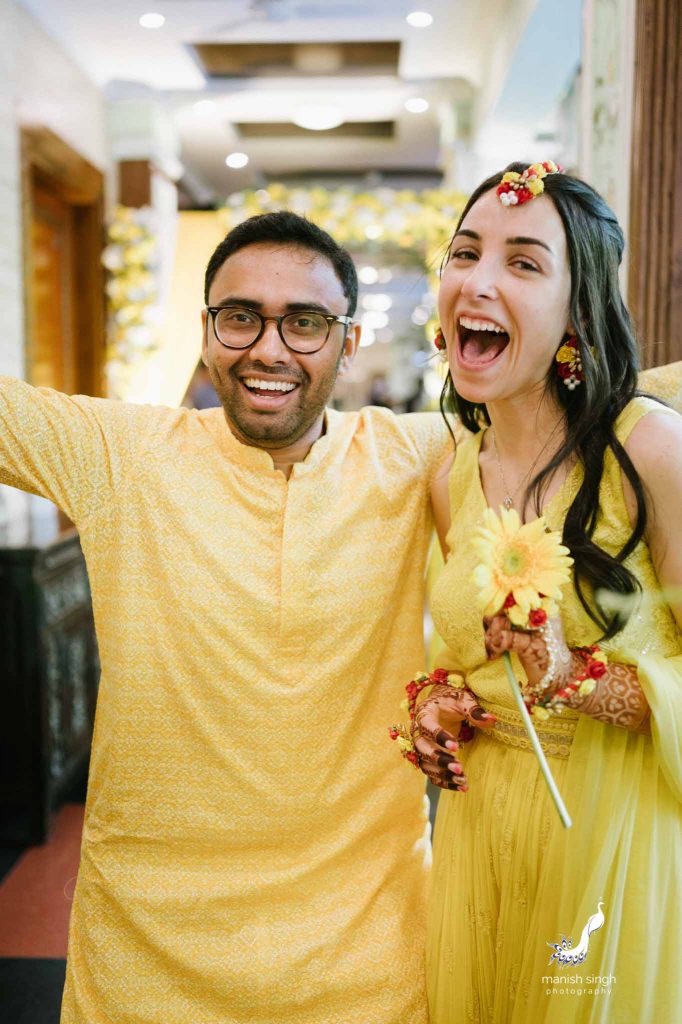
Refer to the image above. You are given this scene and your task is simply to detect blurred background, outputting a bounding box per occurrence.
[0,3,680,1018]
[5,0,679,453]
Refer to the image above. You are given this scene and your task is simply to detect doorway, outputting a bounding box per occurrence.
[22,126,106,397]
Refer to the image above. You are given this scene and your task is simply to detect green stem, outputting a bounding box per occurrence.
[502,651,572,829]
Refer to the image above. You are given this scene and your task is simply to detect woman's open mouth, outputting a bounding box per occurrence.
[456,315,510,369]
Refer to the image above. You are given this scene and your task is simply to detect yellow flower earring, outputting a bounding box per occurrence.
[555,333,584,390]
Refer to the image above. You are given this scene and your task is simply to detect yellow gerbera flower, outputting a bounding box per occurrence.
[471,506,573,624]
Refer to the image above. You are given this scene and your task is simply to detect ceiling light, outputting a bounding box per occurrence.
[139,12,165,28]
[225,152,249,169]
[364,224,384,240]
[406,11,433,28]
[359,328,376,348]
[358,265,379,285]
[293,105,344,131]
[411,306,430,326]
[405,98,429,114]
[377,268,393,284]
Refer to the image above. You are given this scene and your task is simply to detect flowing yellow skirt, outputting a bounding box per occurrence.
[427,716,682,1024]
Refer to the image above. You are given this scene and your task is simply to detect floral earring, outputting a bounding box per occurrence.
[555,333,584,390]
[433,326,446,352]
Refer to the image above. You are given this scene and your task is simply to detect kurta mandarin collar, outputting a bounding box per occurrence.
[202,405,345,476]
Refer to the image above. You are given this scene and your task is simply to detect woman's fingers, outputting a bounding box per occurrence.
[415,706,460,748]
[458,690,498,729]
[415,733,468,789]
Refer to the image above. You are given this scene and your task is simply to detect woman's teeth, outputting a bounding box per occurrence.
[458,315,506,333]
[243,378,297,392]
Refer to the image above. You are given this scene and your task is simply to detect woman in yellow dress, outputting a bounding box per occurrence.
[413,163,682,1022]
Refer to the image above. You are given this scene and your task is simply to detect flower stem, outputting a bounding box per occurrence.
[502,652,572,829]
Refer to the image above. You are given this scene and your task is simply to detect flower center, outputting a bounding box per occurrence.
[501,546,527,576]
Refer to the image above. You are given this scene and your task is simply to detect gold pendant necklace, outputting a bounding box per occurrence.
[492,428,523,511]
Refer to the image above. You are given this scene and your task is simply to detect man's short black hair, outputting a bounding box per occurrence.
[204,210,358,316]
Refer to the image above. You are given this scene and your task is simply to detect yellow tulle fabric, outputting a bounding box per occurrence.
[428,397,682,1024]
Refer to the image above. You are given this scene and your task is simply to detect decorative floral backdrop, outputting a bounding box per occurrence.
[102,206,160,400]
[219,183,467,356]
[219,182,465,259]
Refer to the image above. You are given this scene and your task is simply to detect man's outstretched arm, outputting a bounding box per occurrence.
[0,377,143,526]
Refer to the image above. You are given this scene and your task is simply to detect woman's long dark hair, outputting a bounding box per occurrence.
[440,164,649,639]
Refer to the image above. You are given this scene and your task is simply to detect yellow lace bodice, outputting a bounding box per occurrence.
[431,398,681,752]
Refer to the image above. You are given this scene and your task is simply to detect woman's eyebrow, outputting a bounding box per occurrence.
[452,229,553,255]
[505,235,553,254]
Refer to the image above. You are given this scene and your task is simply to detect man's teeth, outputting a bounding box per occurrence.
[459,315,506,334]
[243,378,297,392]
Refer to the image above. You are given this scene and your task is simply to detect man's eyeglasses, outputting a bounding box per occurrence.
[205,305,353,354]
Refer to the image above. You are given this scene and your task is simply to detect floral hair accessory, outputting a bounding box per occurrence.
[555,334,584,389]
[433,326,446,351]
[496,161,563,207]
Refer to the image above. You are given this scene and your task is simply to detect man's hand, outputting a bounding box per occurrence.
[412,684,496,790]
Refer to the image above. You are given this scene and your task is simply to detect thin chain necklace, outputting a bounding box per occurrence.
[491,427,550,512]
[491,429,515,510]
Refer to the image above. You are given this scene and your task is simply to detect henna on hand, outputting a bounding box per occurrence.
[410,683,495,790]
[483,614,574,693]
[571,661,651,733]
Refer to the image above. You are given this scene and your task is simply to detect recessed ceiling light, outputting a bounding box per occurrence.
[139,12,165,29]
[405,97,429,114]
[293,105,344,131]
[225,152,249,169]
[406,11,433,27]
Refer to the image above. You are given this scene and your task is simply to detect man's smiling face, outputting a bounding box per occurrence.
[202,243,359,448]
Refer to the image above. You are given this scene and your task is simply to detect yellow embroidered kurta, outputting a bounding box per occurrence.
[0,378,450,1024]
[427,397,682,1024]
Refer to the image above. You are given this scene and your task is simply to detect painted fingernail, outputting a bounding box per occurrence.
[445,740,458,750]
[460,784,469,792]
[450,764,463,775]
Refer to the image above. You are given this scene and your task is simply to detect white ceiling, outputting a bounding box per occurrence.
[16,0,582,201]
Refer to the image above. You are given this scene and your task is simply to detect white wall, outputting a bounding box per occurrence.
[0,0,111,379]
[0,0,111,527]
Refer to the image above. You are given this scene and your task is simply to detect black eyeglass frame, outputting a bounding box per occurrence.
[205,305,353,354]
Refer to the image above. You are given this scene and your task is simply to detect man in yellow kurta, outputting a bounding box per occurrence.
[0,212,450,1023]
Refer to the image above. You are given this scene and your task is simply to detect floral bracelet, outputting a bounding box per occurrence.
[526,645,608,720]
[389,668,475,768]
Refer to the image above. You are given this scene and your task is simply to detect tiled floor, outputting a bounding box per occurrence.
[0,804,84,1023]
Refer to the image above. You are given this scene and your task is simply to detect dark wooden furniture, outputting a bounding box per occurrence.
[0,521,98,845]
[628,0,682,368]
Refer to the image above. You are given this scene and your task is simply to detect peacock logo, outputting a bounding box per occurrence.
[547,901,605,968]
